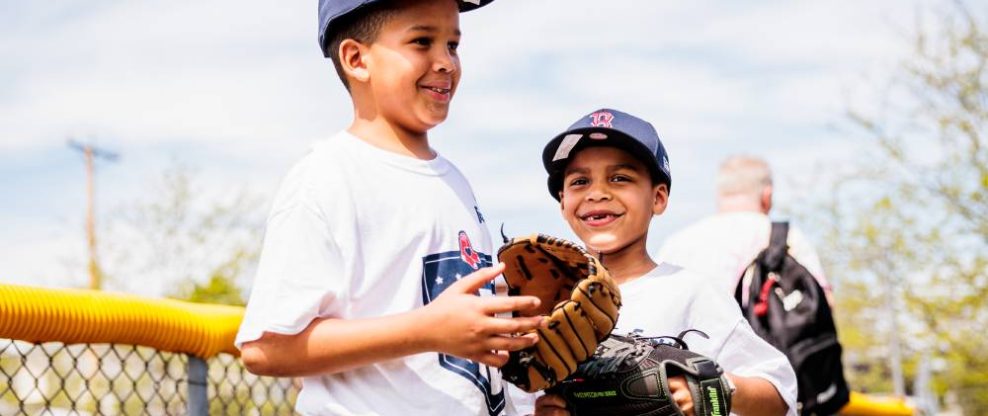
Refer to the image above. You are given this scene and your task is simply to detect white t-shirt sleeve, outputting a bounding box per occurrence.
[235,197,346,348]
[715,319,799,416]
[683,278,797,416]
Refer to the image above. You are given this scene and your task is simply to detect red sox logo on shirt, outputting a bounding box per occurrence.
[590,111,614,128]
[459,231,480,270]
[421,234,503,415]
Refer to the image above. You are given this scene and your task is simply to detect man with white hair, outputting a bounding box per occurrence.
[657,155,834,305]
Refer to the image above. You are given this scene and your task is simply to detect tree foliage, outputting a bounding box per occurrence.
[101,162,264,305]
[806,3,987,413]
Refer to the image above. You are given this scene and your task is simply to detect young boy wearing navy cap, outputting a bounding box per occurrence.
[235,1,545,414]
[530,109,798,416]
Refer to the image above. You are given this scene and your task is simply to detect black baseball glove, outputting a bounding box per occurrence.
[547,331,733,416]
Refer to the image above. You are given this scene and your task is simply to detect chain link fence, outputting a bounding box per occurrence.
[0,338,297,415]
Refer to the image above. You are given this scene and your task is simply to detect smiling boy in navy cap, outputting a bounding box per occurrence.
[530,109,798,416]
[235,1,546,414]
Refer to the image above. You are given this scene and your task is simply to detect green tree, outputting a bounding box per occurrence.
[101,162,264,305]
[803,3,987,413]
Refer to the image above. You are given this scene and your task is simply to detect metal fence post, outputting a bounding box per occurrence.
[187,355,208,416]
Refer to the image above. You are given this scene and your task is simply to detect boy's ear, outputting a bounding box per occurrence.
[339,39,370,83]
[652,183,669,216]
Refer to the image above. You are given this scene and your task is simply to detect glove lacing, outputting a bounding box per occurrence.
[576,329,711,378]
[575,335,652,377]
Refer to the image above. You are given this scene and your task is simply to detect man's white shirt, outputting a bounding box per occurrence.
[658,211,830,297]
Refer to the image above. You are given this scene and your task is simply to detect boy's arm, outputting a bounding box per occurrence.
[708,322,797,416]
[663,374,787,416]
[724,374,788,416]
[241,263,545,377]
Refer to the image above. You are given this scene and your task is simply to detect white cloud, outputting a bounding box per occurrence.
[0,219,87,288]
[0,1,344,154]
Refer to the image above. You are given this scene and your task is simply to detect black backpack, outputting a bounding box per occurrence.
[734,222,850,416]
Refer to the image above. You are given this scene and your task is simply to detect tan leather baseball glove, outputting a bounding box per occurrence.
[497,233,621,392]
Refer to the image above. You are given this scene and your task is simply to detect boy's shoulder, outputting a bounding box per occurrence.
[270,132,361,211]
[292,130,381,172]
[646,262,743,318]
[283,133,352,181]
[619,264,745,353]
[646,262,715,290]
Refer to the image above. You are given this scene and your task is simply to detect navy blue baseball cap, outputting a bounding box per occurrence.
[542,108,671,200]
[319,0,495,58]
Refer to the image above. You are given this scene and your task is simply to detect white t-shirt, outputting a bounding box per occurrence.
[510,264,798,416]
[236,131,509,416]
[657,212,830,298]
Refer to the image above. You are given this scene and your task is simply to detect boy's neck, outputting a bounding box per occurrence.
[594,242,656,285]
[348,117,435,160]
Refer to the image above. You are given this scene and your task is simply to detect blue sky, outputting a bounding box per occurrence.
[0,0,951,294]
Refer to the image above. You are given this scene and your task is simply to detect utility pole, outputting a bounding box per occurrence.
[68,140,118,290]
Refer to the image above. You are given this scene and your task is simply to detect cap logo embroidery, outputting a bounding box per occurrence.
[589,111,614,128]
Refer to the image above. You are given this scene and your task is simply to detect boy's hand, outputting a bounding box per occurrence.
[534,394,569,416]
[669,375,696,416]
[421,262,545,367]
